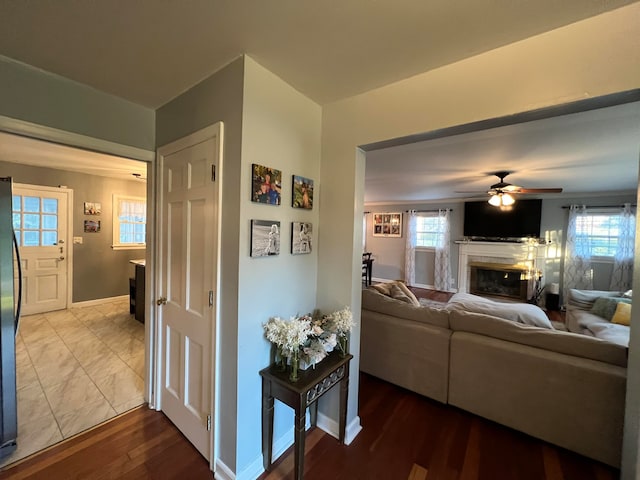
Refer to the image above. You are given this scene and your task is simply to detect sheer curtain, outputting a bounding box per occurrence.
[610,203,635,291]
[434,209,451,291]
[563,205,593,303]
[404,210,417,285]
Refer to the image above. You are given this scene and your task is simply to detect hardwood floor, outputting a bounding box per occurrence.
[1,378,618,479]
[0,406,212,480]
[262,373,619,480]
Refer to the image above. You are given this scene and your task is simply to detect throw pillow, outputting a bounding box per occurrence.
[591,297,632,321]
[369,283,392,296]
[611,302,632,326]
[393,281,421,307]
[388,283,413,304]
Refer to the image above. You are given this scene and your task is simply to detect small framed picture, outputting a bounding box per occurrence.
[250,220,280,257]
[291,222,312,255]
[251,164,282,205]
[292,175,313,209]
[84,220,101,233]
[84,202,101,215]
[372,212,402,237]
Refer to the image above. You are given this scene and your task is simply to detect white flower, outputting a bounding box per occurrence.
[326,307,354,334]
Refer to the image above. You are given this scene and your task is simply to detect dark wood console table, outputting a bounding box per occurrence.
[260,352,353,479]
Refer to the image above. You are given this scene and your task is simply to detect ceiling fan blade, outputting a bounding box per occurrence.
[516,188,563,194]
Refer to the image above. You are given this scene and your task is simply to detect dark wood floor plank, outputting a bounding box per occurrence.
[262,372,618,480]
[0,406,212,480]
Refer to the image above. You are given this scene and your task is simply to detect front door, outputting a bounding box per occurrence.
[157,124,222,462]
[12,184,70,315]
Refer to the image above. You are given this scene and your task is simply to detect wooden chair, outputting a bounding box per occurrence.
[362,252,373,286]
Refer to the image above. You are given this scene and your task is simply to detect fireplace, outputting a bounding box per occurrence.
[456,240,546,301]
[469,262,530,301]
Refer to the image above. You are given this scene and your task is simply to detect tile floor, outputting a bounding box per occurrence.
[0,298,145,468]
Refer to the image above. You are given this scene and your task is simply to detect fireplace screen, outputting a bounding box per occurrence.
[469,262,529,301]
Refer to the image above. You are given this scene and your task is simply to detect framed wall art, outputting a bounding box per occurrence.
[250,219,280,257]
[251,164,282,205]
[291,221,312,254]
[372,212,402,237]
[84,202,101,215]
[84,220,101,233]
[292,175,313,209]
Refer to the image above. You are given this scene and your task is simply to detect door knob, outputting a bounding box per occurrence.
[59,256,65,260]
[156,297,167,306]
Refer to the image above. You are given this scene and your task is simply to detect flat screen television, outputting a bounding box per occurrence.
[463,199,542,240]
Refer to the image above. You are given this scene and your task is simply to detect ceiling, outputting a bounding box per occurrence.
[0,131,147,181]
[364,101,640,205]
[0,0,635,108]
[0,2,637,188]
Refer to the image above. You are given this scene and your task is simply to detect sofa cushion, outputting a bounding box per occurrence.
[447,292,552,329]
[591,296,631,321]
[362,288,449,329]
[612,302,632,326]
[449,309,628,367]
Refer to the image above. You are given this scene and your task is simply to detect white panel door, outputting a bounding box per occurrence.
[12,185,69,315]
[158,126,221,462]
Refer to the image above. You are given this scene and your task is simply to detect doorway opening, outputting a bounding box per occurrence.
[0,131,151,467]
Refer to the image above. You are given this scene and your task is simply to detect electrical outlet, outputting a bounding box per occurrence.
[73,236,83,244]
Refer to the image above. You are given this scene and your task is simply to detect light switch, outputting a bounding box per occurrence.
[73,236,83,244]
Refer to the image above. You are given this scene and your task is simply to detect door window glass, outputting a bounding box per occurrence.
[12,195,59,246]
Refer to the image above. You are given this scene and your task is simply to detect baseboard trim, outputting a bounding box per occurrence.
[238,412,364,479]
[238,426,296,480]
[316,412,363,445]
[214,458,236,480]
[71,294,129,308]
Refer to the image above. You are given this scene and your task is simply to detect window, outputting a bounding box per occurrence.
[576,212,631,257]
[112,195,146,249]
[415,214,446,248]
[12,194,59,247]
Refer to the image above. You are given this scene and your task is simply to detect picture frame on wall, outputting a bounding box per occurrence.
[84,202,101,215]
[84,220,101,233]
[291,221,312,254]
[251,164,282,205]
[250,219,280,257]
[372,212,402,237]
[292,175,313,209]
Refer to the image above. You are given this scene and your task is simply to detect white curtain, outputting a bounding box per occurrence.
[610,203,635,291]
[404,210,417,285]
[434,209,452,291]
[563,205,593,303]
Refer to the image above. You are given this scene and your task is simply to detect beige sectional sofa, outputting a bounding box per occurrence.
[360,287,628,467]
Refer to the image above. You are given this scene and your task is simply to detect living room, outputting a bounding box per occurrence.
[363,100,640,299]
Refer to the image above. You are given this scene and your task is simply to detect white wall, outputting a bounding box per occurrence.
[318,3,640,476]
[236,57,322,479]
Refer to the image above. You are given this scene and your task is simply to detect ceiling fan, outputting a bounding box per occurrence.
[460,171,563,207]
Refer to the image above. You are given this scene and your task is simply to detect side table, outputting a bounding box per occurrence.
[259,352,353,479]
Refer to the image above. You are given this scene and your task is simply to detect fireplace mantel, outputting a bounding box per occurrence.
[455,240,546,295]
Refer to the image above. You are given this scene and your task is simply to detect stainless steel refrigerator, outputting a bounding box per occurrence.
[0,177,21,460]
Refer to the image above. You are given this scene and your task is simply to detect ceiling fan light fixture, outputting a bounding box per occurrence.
[488,192,515,207]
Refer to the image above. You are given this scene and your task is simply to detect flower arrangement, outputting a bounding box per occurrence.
[263,307,354,381]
